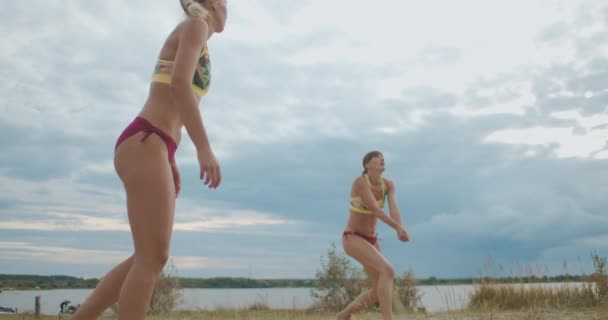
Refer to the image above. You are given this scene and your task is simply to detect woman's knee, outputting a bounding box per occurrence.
[368,289,378,302]
[379,264,394,278]
[135,248,170,273]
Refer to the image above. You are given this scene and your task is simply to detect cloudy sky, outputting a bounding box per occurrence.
[1,0,607,280]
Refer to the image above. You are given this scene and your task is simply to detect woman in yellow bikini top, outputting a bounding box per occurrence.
[75,1,228,320]
[151,46,212,98]
[350,173,387,214]
[338,150,411,320]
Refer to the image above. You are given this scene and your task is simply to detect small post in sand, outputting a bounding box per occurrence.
[35,296,41,317]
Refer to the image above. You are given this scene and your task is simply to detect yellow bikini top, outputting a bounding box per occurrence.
[350,174,387,215]
[151,46,211,98]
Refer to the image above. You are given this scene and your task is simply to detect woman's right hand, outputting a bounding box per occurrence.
[197,148,221,189]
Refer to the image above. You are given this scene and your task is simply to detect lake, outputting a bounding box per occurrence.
[0,282,582,315]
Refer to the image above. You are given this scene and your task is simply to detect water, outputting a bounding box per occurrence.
[0,282,584,315]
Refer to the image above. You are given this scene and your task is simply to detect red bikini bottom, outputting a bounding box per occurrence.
[343,231,378,245]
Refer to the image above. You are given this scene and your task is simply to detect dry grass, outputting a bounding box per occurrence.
[468,282,598,310]
[468,253,608,311]
[1,307,608,320]
[432,305,608,320]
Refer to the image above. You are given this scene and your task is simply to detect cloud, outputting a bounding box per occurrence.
[536,22,570,44]
[0,174,293,233]
[0,241,241,270]
[484,124,608,159]
[0,242,129,265]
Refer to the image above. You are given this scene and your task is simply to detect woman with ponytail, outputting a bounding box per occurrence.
[71,1,227,319]
[338,151,410,320]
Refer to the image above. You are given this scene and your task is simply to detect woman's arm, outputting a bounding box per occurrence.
[170,19,221,188]
[353,177,402,231]
[170,19,211,152]
[386,179,403,226]
[386,179,410,241]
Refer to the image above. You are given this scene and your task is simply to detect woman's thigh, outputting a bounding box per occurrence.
[115,132,176,258]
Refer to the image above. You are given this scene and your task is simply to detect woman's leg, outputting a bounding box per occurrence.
[70,255,134,319]
[337,241,383,319]
[341,235,394,320]
[336,267,379,319]
[114,132,176,320]
[71,131,175,320]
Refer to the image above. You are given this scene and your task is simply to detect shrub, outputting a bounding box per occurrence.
[394,267,424,313]
[310,242,368,311]
[149,260,183,314]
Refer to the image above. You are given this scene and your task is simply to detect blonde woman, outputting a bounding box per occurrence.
[338,151,410,320]
[71,1,227,319]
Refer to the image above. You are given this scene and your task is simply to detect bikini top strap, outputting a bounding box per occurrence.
[364,173,372,188]
[365,173,388,199]
[380,178,387,199]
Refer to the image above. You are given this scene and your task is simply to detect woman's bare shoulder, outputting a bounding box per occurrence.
[177,18,209,35]
[352,175,365,184]
[383,178,395,190]
[351,175,368,190]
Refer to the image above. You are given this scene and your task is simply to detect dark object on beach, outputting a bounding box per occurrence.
[58,300,80,317]
[0,306,17,314]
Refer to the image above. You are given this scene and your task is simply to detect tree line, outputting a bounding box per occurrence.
[0,274,315,290]
[0,273,587,290]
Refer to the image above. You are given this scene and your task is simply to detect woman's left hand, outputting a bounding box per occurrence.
[397,227,410,242]
[170,159,181,197]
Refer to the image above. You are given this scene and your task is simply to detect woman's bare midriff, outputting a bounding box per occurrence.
[345,211,377,236]
[138,83,201,147]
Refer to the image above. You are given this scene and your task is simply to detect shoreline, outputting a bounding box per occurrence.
[1,307,608,320]
[0,279,590,291]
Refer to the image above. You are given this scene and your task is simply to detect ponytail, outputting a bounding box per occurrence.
[181,0,209,19]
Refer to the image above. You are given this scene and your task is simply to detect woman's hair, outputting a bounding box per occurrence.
[362,150,383,174]
[180,0,210,19]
